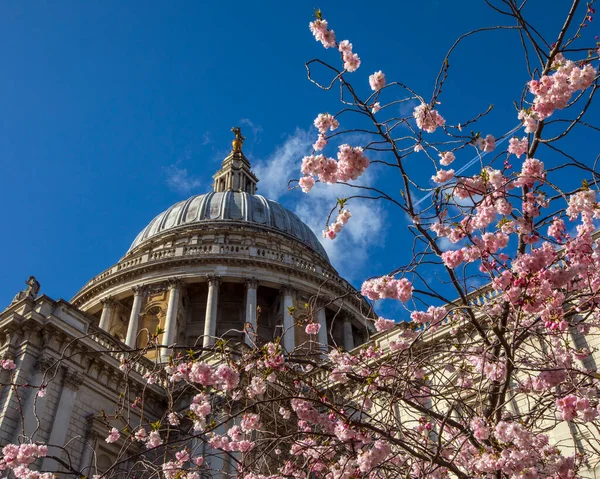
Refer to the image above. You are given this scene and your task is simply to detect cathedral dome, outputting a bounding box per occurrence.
[127,191,329,261]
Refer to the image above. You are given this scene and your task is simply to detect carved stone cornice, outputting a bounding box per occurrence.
[63,370,84,390]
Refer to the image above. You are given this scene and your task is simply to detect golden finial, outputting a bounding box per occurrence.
[231,126,245,152]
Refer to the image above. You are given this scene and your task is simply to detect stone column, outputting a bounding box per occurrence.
[281,287,295,353]
[41,371,82,470]
[343,317,355,351]
[317,306,328,352]
[125,286,145,348]
[98,297,114,331]
[244,279,259,347]
[19,356,53,442]
[161,279,181,362]
[203,277,221,348]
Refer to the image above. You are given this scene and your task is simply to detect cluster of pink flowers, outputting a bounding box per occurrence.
[516,158,545,188]
[508,136,528,158]
[300,144,370,192]
[431,168,455,184]
[338,40,360,72]
[305,322,321,335]
[314,113,339,134]
[529,53,596,120]
[556,395,598,422]
[322,208,351,240]
[1,358,16,370]
[167,361,240,391]
[309,19,336,48]
[373,317,395,332]
[413,103,446,133]
[438,151,455,166]
[361,276,413,302]
[476,134,495,152]
[410,305,447,326]
[105,427,120,443]
[369,71,386,91]
[161,449,201,479]
[0,443,51,479]
[357,440,391,473]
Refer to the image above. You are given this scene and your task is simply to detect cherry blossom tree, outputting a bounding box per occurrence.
[3,1,600,478]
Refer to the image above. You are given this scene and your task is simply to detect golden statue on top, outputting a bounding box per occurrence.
[231,127,245,152]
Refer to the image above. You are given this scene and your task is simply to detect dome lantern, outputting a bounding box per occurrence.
[213,127,259,194]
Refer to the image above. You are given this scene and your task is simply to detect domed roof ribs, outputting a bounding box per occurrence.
[213,127,259,195]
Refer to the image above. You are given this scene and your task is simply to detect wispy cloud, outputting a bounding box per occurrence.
[253,129,386,282]
[240,118,263,141]
[165,164,202,194]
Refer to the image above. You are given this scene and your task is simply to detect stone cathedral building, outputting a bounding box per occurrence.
[0,130,372,476]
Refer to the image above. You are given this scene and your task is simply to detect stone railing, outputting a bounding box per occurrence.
[77,240,356,299]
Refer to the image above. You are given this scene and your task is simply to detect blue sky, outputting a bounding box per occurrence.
[1,1,597,318]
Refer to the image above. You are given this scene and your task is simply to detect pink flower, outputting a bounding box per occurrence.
[168,413,180,426]
[371,102,381,114]
[192,456,204,467]
[374,318,395,332]
[309,19,336,48]
[508,136,528,158]
[369,70,386,91]
[361,276,413,302]
[305,322,321,335]
[240,413,261,432]
[313,113,339,134]
[1,359,16,370]
[313,134,327,151]
[432,169,455,184]
[105,427,120,444]
[441,249,464,269]
[146,430,163,449]
[438,151,455,166]
[299,176,315,193]
[338,40,361,72]
[413,103,445,133]
[476,134,495,152]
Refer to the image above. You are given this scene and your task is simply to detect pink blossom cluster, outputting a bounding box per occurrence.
[322,209,351,240]
[476,134,496,152]
[431,168,455,184]
[516,158,545,188]
[338,40,360,72]
[368,71,386,91]
[438,151,455,166]
[528,54,596,120]
[410,306,447,326]
[508,136,528,158]
[373,317,395,332]
[413,103,446,133]
[0,443,52,479]
[361,276,413,302]
[357,440,391,473]
[1,358,16,370]
[309,19,336,48]
[105,427,120,443]
[470,417,490,441]
[305,322,321,335]
[160,450,201,479]
[300,144,370,191]
[556,395,598,422]
[167,361,240,391]
[314,113,339,134]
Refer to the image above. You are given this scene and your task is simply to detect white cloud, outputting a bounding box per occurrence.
[253,129,386,282]
[165,164,202,194]
[240,118,263,141]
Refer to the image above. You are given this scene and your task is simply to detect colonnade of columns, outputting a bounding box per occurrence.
[96,278,360,360]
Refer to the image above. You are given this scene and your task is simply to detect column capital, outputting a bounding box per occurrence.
[100,296,114,306]
[281,285,296,296]
[132,285,146,296]
[245,278,259,290]
[207,276,222,288]
[167,278,182,290]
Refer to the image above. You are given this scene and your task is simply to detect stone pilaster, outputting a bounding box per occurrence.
[98,297,114,331]
[343,317,355,351]
[281,287,295,353]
